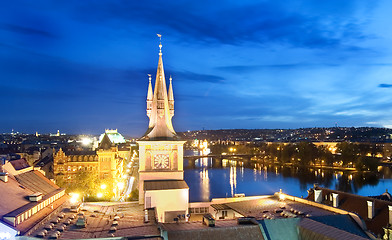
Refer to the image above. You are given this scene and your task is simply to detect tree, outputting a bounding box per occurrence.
[297,142,318,166]
[317,145,334,166]
[355,156,379,171]
[56,169,100,196]
[336,142,358,166]
[281,144,296,163]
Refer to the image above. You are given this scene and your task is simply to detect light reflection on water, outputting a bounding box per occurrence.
[184,151,392,202]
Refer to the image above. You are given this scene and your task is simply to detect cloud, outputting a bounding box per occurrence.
[378,83,392,88]
[215,63,342,74]
[171,70,224,83]
[0,23,57,38]
[67,1,371,49]
[130,68,225,84]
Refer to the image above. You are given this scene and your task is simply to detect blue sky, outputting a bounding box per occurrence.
[1,1,392,136]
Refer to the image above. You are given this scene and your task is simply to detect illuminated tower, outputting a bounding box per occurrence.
[137,36,188,223]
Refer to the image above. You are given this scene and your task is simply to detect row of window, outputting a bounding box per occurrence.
[57,166,97,172]
[15,190,65,225]
[189,207,209,214]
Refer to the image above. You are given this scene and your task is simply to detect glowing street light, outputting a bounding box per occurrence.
[117,182,125,191]
[70,193,80,204]
[97,193,103,198]
[81,137,92,146]
[100,184,107,190]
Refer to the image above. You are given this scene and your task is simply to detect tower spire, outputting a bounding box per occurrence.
[146,74,153,117]
[168,76,174,117]
[141,35,177,140]
[157,34,162,55]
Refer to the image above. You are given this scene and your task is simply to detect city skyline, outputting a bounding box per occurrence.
[1,1,392,136]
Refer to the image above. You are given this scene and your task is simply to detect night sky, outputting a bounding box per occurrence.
[1,1,392,136]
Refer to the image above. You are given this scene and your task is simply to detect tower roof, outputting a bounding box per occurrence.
[98,133,113,150]
[98,129,126,144]
[141,37,177,141]
[168,76,174,102]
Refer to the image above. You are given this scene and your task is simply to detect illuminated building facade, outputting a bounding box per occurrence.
[53,131,130,191]
[137,39,189,223]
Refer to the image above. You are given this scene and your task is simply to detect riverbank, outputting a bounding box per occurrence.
[249,159,357,171]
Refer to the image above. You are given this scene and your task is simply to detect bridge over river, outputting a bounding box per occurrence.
[183,154,263,167]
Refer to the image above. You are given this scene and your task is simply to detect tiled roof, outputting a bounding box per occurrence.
[9,158,30,170]
[15,170,58,194]
[224,197,333,219]
[211,204,231,211]
[144,180,189,191]
[307,187,390,236]
[0,176,33,217]
[163,220,264,240]
[3,188,64,217]
[298,218,369,240]
[64,150,96,156]
[309,215,369,238]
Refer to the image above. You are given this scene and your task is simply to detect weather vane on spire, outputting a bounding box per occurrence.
[157,34,162,54]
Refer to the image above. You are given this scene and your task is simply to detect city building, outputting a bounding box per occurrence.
[307,186,392,237]
[53,129,131,192]
[137,40,189,223]
[161,194,372,239]
[0,159,66,238]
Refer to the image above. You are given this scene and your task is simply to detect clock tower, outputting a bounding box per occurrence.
[137,37,189,223]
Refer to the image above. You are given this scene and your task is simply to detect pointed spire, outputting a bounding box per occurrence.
[147,74,153,100]
[168,76,174,117]
[146,74,153,117]
[168,76,174,101]
[141,35,177,140]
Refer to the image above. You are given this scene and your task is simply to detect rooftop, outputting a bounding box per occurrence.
[307,186,392,236]
[144,180,189,191]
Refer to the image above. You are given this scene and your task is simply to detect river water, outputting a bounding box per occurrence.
[183,150,392,202]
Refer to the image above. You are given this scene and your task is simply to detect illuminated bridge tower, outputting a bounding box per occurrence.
[137,38,188,223]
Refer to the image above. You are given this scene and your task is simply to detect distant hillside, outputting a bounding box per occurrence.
[178,127,392,142]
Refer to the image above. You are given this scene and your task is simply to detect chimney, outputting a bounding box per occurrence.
[314,189,322,203]
[332,193,339,207]
[389,206,392,225]
[0,172,8,183]
[367,200,374,219]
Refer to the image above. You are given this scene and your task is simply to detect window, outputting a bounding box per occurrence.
[222,210,228,217]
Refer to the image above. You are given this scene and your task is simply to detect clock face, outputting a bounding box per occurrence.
[154,154,170,169]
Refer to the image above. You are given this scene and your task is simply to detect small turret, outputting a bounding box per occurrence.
[147,74,153,117]
[168,76,174,117]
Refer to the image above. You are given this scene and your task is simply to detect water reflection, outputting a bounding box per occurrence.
[184,152,389,202]
[199,168,210,202]
[229,166,235,197]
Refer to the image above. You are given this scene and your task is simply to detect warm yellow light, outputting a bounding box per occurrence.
[279,193,285,201]
[100,184,107,190]
[81,137,92,146]
[117,182,125,190]
[70,193,80,204]
[97,193,103,198]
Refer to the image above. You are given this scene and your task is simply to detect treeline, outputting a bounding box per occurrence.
[210,142,382,171]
